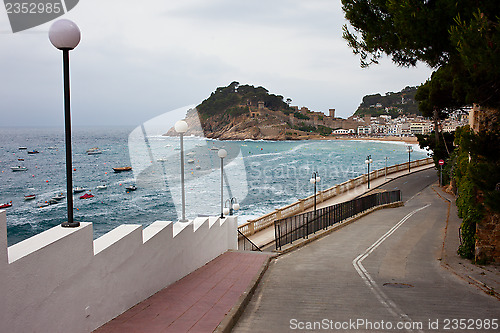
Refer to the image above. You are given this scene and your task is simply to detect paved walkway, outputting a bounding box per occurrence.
[233,181,500,333]
[247,163,434,249]
[93,251,273,333]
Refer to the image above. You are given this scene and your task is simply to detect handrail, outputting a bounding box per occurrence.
[237,230,262,251]
[238,157,432,237]
[274,190,402,250]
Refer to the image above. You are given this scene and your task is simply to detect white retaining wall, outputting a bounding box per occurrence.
[0,210,237,333]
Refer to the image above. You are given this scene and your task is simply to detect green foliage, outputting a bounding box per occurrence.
[354,86,420,116]
[294,123,316,133]
[342,0,500,113]
[453,126,500,258]
[417,131,455,185]
[317,125,333,136]
[293,112,310,120]
[197,81,291,118]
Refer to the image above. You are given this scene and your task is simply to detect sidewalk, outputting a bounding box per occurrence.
[93,251,273,333]
[247,163,434,249]
[433,185,500,299]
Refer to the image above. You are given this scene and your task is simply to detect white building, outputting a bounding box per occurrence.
[357,126,371,135]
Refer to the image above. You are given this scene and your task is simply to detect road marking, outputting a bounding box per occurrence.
[352,204,431,333]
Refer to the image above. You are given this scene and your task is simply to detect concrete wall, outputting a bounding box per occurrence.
[0,210,237,333]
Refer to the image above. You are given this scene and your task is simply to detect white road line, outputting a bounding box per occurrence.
[352,204,431,333]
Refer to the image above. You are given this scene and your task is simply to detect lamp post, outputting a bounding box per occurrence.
[385,156,388,180]
[365,155,373,189]
[310,172,320,217]
[407,146,413,172]
[223,197,240,216]
[49,19,80,228]
[175,120,189,222]
[218,149,227,218]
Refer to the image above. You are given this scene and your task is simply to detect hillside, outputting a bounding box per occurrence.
[353,86,421,117]
[175,82,334,140]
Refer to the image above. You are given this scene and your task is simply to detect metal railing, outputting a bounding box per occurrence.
[274,190,401,250]
[238,230,262,251]
[238,158,432,238]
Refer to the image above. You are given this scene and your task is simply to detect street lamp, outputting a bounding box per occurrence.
[49,19,80,228]
[218,149,227,218]
[407,146,413,172]
[223,197,240,216]
[365,155,373,189]
[310,172,320,217]
[175,120,189,222]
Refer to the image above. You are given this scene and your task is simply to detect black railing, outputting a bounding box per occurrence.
[274,190,401,250]
[238,230,262,251]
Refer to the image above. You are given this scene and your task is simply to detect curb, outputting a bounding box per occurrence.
[431,186,500,300]
[214,252,276,333]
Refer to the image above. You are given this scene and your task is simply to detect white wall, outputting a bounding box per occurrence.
[0,209,237,333]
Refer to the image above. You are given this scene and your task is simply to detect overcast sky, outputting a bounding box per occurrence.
[0,0,434,128]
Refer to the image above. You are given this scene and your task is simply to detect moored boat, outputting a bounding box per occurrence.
[87,147,102,155]
[113,166,132,173]
[0,201,12,209]
[36,201,49,208]
[126,185,137,191]
[27,150,39,154]
[96,184,107,190]
[73,187,87,193]
[79,193,94,199]
[24,194,36,201]
[51,193,65,201]
[11,166,28,172]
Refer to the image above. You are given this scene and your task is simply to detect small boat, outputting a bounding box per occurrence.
[174,147,180,151]
[157,158,167,162]
[47,147,58,150]
[48,199,59,205]
[18,147,27,150]
[187,159,195,164]
[126,185,137,191]
[36,202,49,208]
[18,158,24,161]
[73,187,87,193]
[96,184,107,190]
[195,165,201,170]
[186,152,196,157]
[113,166,132,173]
[0,201,12,209]
[210,147,219,151]
[11,166,28,172]
[165,144,172,147]
[27,150,39,154]
[79,193,94,199]
[51,193,65,201]
[87,147,102,155]
[24,194,36,201]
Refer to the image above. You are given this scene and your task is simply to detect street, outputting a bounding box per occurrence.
[233,170,499,332]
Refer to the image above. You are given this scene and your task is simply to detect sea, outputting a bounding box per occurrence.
[0,126,429,246]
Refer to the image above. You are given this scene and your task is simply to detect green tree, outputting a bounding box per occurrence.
[341,0,500,110]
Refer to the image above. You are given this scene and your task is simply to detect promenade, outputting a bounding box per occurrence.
[92,167,499,333]
[246,162,435,250]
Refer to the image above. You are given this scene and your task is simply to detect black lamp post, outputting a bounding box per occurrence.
[175,120,189,222]
[49,19,81,228]
[310,172,320,217]
[365,155,373,189]
[407,146,413,172]
[218,149,227,218]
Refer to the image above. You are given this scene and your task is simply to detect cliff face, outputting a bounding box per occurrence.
[164,82,334,140]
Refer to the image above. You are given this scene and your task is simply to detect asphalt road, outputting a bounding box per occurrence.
[233,170,499,332]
